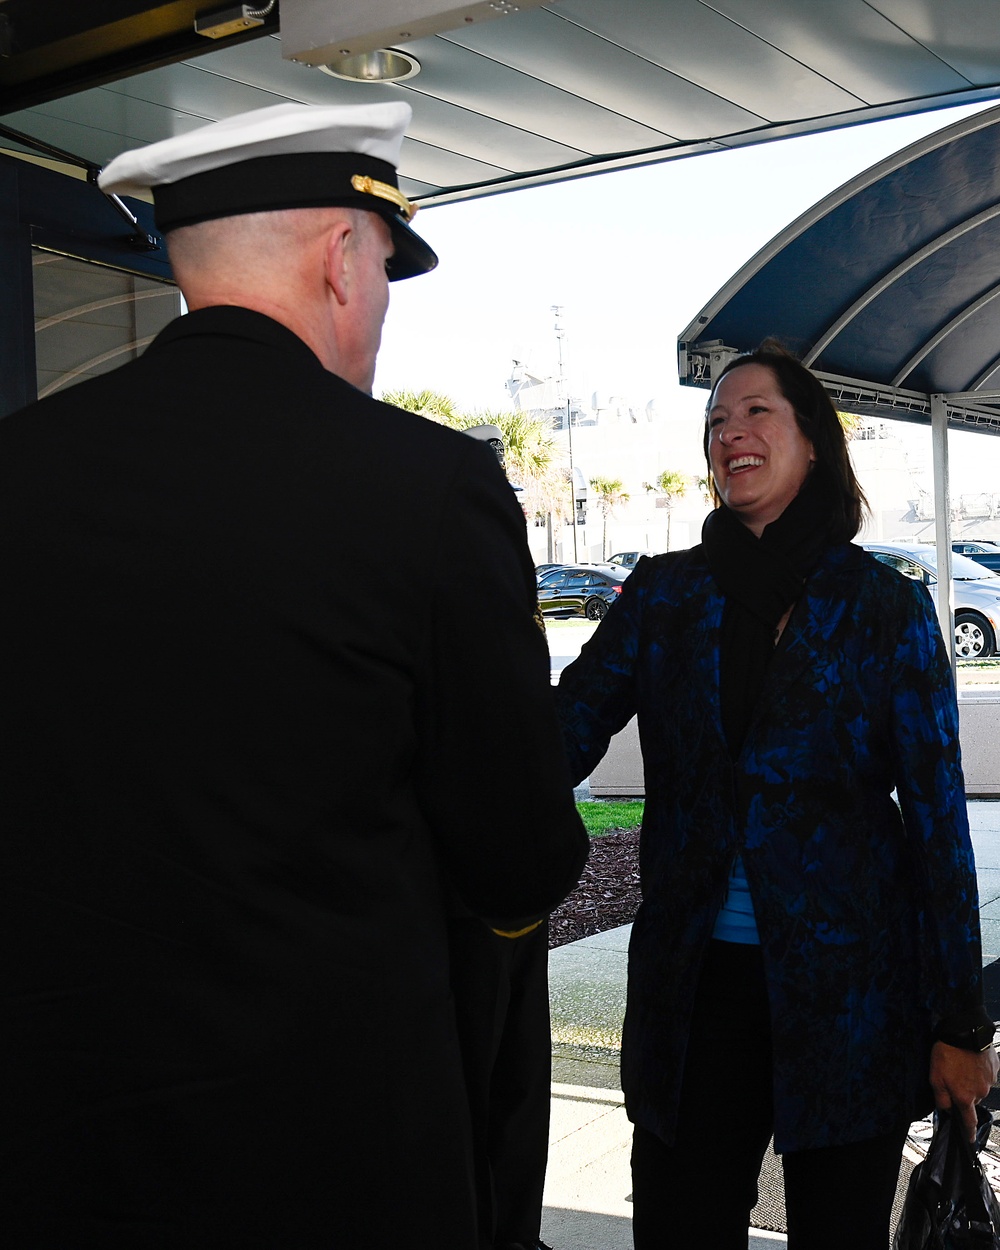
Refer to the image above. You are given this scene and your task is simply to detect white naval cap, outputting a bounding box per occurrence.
[98,101,437,280]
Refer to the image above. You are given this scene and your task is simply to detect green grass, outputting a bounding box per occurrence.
[576,800,644,837]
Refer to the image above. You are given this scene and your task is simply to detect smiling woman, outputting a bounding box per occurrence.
[554,339,997,1250]
[706,361,816,539]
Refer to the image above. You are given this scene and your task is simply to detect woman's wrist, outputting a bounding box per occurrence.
[933,1013,996,1052]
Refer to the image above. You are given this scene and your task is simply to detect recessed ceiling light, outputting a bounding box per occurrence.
[319,48,420,83]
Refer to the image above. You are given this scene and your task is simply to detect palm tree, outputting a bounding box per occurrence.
[655,469,688,550]
[469,410,565,522]
[380,388,462,423]
[838,409,863,439]
[655,469,688,502]
[464,410,557,485]
[589,476,630,560]
[380,391,564,524]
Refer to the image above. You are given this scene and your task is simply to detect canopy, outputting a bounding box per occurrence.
[679,103,1000,434]
[3,1,1000,208]
[678,103,1000,663]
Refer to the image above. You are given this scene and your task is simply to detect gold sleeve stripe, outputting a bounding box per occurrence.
[491,920,545,939]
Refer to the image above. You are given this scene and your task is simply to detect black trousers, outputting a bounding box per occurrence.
[449,917,552,1250]
[630,941,909,1250]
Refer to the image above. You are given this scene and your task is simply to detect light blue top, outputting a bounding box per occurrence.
[712,853,760,944]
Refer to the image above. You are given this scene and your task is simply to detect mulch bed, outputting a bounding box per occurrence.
[548,826,642,949]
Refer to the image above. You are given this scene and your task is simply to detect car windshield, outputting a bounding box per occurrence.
[909,547,1000,580]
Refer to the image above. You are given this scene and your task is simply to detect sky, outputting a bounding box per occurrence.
[373,99,997,472]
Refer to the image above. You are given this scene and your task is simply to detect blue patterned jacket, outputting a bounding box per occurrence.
[556,543,984,1152]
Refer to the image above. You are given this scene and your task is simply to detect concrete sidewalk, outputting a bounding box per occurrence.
[538,798,1000,1248]
[540,923,786,1248]
[542,925,632,1250]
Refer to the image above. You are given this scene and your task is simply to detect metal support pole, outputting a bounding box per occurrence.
[552,306,578,563]
[567,400,578,563]
[931,393,956,676]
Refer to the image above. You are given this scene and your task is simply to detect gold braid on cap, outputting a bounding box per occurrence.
[351,174,418,222]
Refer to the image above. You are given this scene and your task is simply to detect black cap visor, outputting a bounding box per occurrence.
[385,214,437,281]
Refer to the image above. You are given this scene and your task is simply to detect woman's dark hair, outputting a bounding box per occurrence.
[703,337,868,542]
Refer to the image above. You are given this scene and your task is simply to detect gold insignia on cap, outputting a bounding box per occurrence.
[351,174,418,222]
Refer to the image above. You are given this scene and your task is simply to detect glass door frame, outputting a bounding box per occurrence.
[0,151,172,419]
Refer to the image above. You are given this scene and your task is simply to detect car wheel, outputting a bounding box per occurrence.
[955,611,995,659]
[585,597,608,621]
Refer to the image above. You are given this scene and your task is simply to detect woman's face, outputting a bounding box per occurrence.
[707,363,816,537]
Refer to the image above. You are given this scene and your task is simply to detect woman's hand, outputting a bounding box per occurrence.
[929,1041,999,1139]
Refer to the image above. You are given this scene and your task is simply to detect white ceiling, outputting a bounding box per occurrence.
[2,1,1000,206]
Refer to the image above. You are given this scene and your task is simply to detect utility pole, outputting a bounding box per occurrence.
[552,305,577,562]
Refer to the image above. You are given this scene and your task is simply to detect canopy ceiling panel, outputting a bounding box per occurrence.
[870,0,1000,84]
[704,0,975,103]
[1,2,1000,207]
[678,104,1000,430]
[438,7,767,138]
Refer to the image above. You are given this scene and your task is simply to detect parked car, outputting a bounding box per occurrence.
[534,562,565,580]
[606,550,657,569]
[952,539,1000,574]
[536,563,630,620]
[861,541,1000,658]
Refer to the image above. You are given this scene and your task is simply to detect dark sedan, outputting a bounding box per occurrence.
[536,563,629,620]
[952,540,1000,574]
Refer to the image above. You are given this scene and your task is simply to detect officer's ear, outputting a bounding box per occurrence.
[323,216,354,308]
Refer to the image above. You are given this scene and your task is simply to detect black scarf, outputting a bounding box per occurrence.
[702,474,835,758]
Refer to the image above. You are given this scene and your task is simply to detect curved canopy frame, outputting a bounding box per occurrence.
[680,103,1000,422]
[678,103,1000,665]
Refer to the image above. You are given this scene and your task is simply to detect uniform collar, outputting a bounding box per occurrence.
[148,306,325,372]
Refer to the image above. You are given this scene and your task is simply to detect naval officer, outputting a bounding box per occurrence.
[0,101,587,1248]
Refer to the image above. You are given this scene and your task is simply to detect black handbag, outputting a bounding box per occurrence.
[893,1106,1000,1249]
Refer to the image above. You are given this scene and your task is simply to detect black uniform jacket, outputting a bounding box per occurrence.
[0,307,587,1247]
